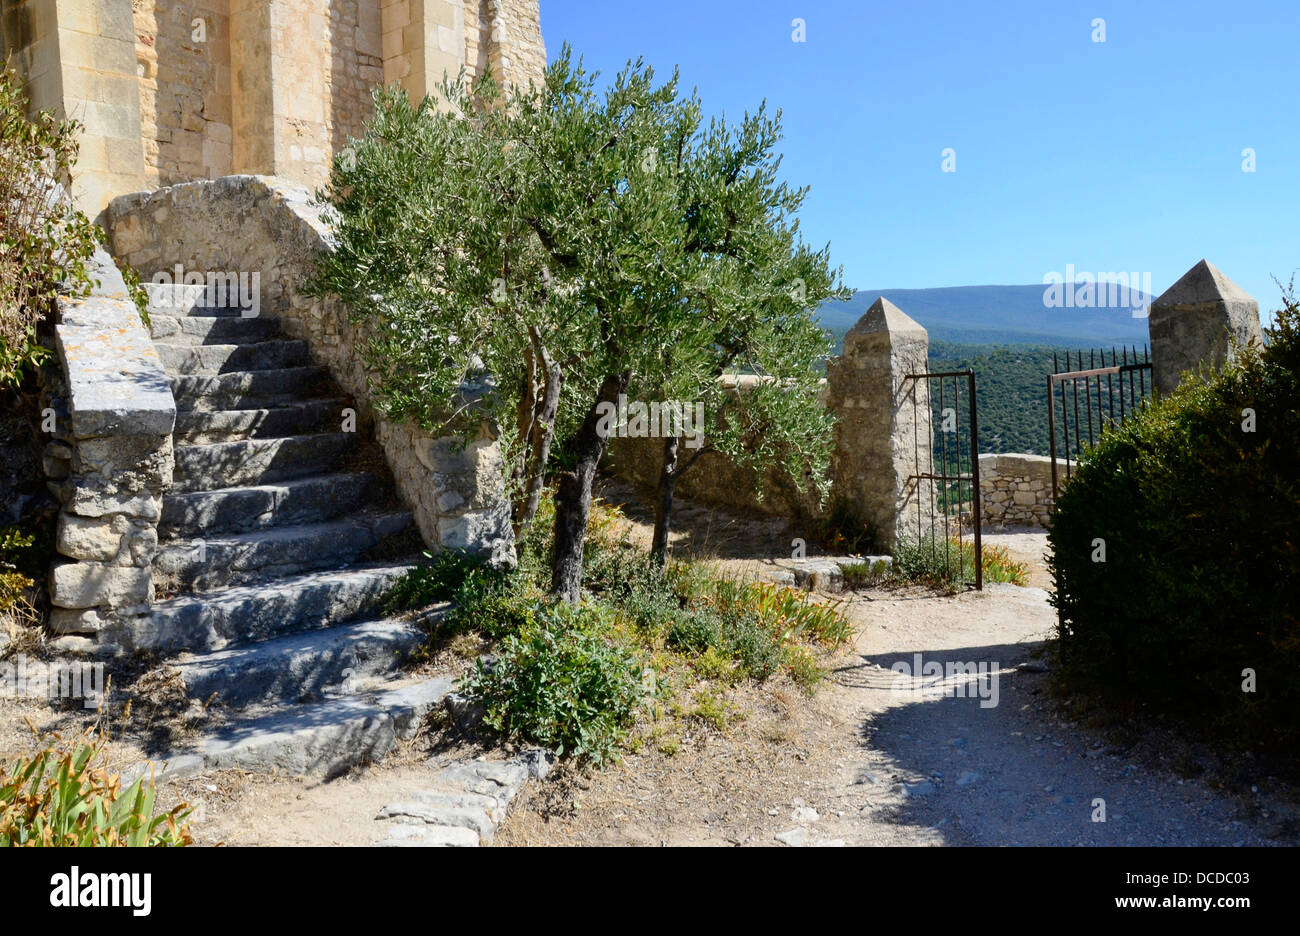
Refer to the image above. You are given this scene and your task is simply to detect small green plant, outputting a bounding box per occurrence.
[461,603,644,765]
[0,724,193,846]
[116,259,151,328]
[841,558,890,590]
[690,688,741,732]
[891,534,1027,590]
[386,549,542,640]
[784,645,828,693]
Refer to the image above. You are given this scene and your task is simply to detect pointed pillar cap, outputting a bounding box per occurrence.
[1152,259,1256,310]
[846,296,928,339]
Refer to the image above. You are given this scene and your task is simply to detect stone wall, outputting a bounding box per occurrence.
[605,379,830,526]
[1,0,150,213]
[104,174,514,565]
[976,453,1052,529]
[134,0,233,187]
[44,247,175,649]
[2,0,545,214]
[606,299,937,553]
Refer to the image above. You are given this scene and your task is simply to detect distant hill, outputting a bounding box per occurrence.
[818,284,1154,352]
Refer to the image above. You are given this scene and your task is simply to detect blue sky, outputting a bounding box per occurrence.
[539,0,1298,314]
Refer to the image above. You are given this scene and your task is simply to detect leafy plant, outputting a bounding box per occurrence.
[0,67,101,390]
[462,603,644,765]
[116,258,151,328]
[313,47,842,601]
[0,724,193,846]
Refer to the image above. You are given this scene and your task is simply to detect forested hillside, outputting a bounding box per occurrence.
[929,341,1151,457]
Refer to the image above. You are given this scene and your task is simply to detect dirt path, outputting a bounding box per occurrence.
[500,580,1283,846]
[499,483,1288,847]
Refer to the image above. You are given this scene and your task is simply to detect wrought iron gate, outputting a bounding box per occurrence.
[1046,346,1152,499]
[903,368,982,590]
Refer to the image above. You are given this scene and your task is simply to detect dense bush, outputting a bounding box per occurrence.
[1,728,193,846]
[462,603,644,765]
[0,67,101,390]
[1049,287,1300,754]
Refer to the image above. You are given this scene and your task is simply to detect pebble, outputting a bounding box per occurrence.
[899,780,936,798]
[957,770,983,786]
[775,827,809,847]
[792,806,820,823]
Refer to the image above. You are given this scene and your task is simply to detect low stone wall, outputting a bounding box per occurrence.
[604,377,829,524]
[45,249,176,648]
[977,453,1053,529]
[105,175,514,566]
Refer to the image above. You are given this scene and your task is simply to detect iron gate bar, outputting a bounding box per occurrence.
[1047,351,1152,499]
[903,369,982,591]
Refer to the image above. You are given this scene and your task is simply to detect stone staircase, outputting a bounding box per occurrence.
[137,282,453,778]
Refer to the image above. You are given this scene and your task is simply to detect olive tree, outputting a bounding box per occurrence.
[314,46,842,600]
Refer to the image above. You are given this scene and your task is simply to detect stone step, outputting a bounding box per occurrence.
[137,676,456,781]
[144,281,258,319]
[171,432,355,492]
[170,366,333,412]
[130,564,414,652]
[173,398,350,445]
[153,510,413,591]
[173,615,438,709]
[157,340,311,376]
[160,472,379,537]
[150,314,281,345]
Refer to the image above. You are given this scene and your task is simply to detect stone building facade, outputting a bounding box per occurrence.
[1,0,545,215]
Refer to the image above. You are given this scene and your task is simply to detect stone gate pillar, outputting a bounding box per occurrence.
[826,297,933,550]
[1148,259,1262,397]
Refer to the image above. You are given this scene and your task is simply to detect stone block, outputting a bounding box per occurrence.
[50,562,153,609]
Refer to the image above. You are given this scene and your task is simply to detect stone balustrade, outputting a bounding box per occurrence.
[45,249,176,649]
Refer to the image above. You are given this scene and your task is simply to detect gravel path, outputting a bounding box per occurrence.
[793,582,1276,846]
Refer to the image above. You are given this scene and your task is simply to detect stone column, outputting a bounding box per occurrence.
[1148,259,1262,397]
[1,0,147,216]
[382,0,464,103]
[826,297,933,550]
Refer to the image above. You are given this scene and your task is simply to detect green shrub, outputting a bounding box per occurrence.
[0,67,101,390]
[385,549,542,639]
[1,727,192,846]
[462,603,643,764]
[1049,286,1300,755]
[890,534,1027,590]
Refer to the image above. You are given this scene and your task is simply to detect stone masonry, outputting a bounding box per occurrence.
[1148,259,1262,398]
[826,297,934,549]
[44,247,174,645]
[607,298,938,552]
[1,0,545,215]
[105,174,515,567]
[976,453,1052,529]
